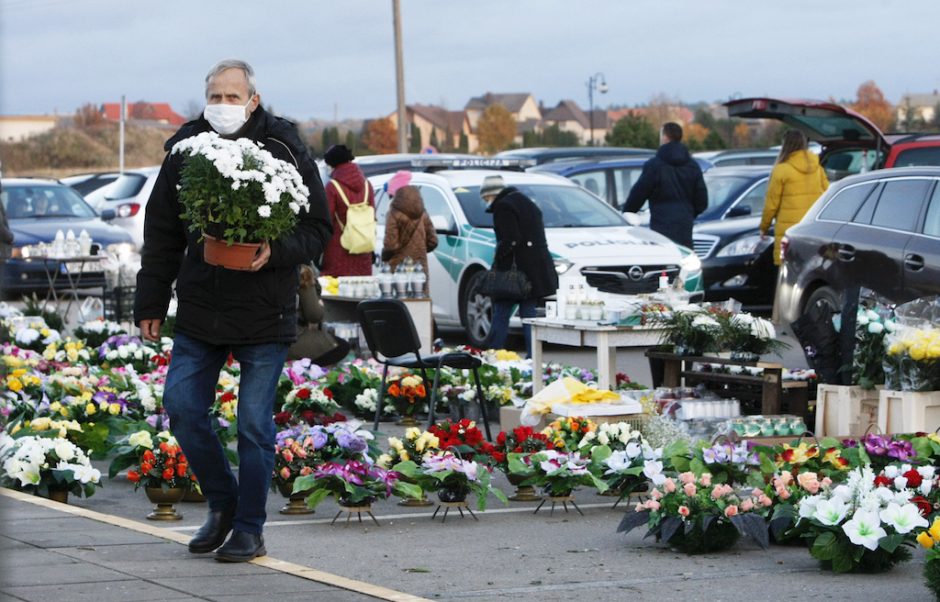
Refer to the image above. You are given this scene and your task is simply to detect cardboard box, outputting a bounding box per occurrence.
[878,389,940,434]
[814,384,881,437]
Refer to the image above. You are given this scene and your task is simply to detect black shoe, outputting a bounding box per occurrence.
[215,530,266,563]
[188,507,235,554]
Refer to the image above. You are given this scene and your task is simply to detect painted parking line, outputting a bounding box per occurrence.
[0,487,430,602]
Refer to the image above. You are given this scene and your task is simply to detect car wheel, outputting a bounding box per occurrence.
[461,271,492,348]
[804,285,841,316]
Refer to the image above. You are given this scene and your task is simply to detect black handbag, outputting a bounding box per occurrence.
[480,261,532,301]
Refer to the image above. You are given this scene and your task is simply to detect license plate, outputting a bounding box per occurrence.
[64,262,100,274]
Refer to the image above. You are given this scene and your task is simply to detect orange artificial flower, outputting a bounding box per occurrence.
[127,470,140,483]
[162,468,175,480]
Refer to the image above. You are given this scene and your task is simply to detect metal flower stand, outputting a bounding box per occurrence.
[533,494,583,516]
[431,500,477,523]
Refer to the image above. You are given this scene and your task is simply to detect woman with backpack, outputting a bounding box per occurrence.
[321,144,375,276]
[380,171,438,293]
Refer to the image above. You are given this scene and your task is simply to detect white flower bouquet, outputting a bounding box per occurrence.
[795,466,928,573]
[0,433,101,498]
[172,131,310,245]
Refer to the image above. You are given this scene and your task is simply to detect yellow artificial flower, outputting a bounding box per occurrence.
[108,403,121,415]
[11,368,26,378]
[30,417,51,431]
[918,531,935,549]
[399,450,410,461]
[49,402,62,413]
[85,403,97,415]
[404,427,421,440]
[930,518,940,542]
[494,349,521,361]
[10,423,21,435]
[388,437,403,451]
[6,377,22,393]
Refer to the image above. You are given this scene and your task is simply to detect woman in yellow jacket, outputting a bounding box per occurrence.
[760,130,829,265]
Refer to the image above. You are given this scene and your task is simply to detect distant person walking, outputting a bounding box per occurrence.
[623,122,708,248]
[480,175,557,356]
[380,171,438,290]
[321,144,375,277]
[760,130,829,266]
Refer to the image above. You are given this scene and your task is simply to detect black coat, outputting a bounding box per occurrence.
[623,141,708,248]
[134,108,332,345]
[487,187,558,299]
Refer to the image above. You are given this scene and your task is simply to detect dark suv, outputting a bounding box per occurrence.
[774,167,940,324]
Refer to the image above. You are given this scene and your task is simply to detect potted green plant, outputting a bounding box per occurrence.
[172,131,311,270]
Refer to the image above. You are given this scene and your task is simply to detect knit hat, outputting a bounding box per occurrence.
[480,175,505,199]
[386,170,412,196]
[324,144,354,167]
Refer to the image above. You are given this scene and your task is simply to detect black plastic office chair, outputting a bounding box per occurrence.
[357,298,492,440]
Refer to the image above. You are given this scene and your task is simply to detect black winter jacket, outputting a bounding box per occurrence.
[134,108,332,345]
[487,187,558,299]
[623,141,708,248]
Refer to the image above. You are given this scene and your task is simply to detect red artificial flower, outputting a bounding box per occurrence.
[874,475,892,488]
[226,353,235,366]
[300,409,317,425]
[323,388,334,399]
[296,388,311,400]
[142,450,155,462]
[127,470,140,483]
[903,469,924,488]
[218,391,236,403]
[176,463,188,477]
[780,449,795,463]
[274,411,292,426]
[911,495,933,517]
[162,468,175,480]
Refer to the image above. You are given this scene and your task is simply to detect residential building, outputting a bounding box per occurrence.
[465,92,542,144]
[896,91,940,128]
[101,102,186,126]
[0,115,59,141]
[541,99,609,144]
[386,104,476,152]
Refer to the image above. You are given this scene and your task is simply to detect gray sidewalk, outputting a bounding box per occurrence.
[0,491,421,602]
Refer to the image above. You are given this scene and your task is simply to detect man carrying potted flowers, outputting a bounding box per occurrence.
[134,59,331,562]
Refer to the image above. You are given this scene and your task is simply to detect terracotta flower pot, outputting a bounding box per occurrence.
[203,233,262,271]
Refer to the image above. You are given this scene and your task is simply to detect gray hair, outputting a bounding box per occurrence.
[204,59,257,99]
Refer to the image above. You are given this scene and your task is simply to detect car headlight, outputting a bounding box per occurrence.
[554,259,573,275]
[715,234,772,258]
[106,242,139,258]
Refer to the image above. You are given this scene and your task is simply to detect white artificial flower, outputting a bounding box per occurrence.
[813,498,849,526]
[866,309,880,322]
[832,484,853,502]
[604,451,630,473]
[842,509,887,550]
[884,465,900,479]
[643,460,665,485]
[257,205,272,218]
[868,322,884,334]
[597,432,610,446]
[798,495,822,520]
[880,502,928,534]
[52,438,75,462]
[894,476,909,491]
[625,442,642,459]
[128,431,154,449]
[856,314,870,326]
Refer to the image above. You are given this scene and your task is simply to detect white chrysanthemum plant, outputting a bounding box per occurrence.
[172,131,310,245]
[0,433,101,499]
[720,311,788,359]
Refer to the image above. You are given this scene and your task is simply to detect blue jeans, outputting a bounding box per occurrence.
[162,332,288,535]
[486,298,537,356]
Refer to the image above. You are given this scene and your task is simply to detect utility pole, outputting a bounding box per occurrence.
[392,0,407,153]
[119,95,126,173]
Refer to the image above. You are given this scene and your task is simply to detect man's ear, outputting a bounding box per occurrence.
[248,94,261,113]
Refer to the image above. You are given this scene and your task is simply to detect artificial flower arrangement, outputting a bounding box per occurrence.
[717,311,787,360]
[95,334,157,372]
[853,306,892,389]
[687,440,761,486]
[885,325,940,392]
[271,424,327,491]
[384,427,440,465]
[110,430,194,492]
[72,320,128,349]
[508,449,608,498]
[764,470,835,543]
[428,418,492,461]
[488,426,552,475]
[771,439,851,477]
[294,459,419,509]
[618,471,771,554]
[322,360,386,417]
[172,131,311,245]
[652,303,725,356]
[841,434,917,473]
[0,431,101,499]
[280,382,342,426]
[596,441,664,501]
[8,318,60,353]
[917,516,940,599]
[542,416,596,452]
[385,372,428,418]
[394,451,507,510]
[311,420,378,463]
[42,338,92,365]
[793,466,930,573]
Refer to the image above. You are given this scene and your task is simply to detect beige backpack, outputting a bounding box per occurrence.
[331,180,376,254]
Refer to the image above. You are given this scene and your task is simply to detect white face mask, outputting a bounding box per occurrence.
[203,99,252,135]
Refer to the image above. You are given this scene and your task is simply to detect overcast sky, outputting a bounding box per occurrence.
[2,0,938,122]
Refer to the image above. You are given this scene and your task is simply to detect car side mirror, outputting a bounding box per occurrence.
[727,205,752,218]
[622,211,642,227]
[430,215,457,235]
[100,208,117,221]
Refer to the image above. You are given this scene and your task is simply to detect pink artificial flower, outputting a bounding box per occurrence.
[299,466,312,476]
[777,471,794,486]
[724,505,738,517]
[663,478,676,493]
[711,486,725,500]
[760,495,773,507]
[651,489,663,501]
[821,477,832,487]
[678,505,690,517]
[646,500,661,511]
[281,449,294,463]
[279,467,291,480]
[635,502,645,513]
[683,483,697,497]
[741,499,754,512]
[797,472,820,494]
[776,487,791,500]
[679,472,696,485]
[699,473,712,487]
[751,487,763,497]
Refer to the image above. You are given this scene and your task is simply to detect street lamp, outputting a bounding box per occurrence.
[586,72,608,146]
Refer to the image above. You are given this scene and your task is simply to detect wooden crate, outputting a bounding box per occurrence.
[814,384,882,437]
[878,389,940,434]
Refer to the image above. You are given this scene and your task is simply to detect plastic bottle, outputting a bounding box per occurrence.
[78,229,92,256]
[659,270,669,291]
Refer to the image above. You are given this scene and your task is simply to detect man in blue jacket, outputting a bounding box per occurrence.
[135,59,331,562]
[623,122,708,248]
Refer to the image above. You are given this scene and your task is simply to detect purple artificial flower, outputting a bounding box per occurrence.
[888,439,915,462]
[309,428,328,450]
[336,430,367,453]
[863,434,890,457]
[702,447,718,464]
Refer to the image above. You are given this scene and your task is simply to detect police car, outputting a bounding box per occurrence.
[370,159,703,346]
